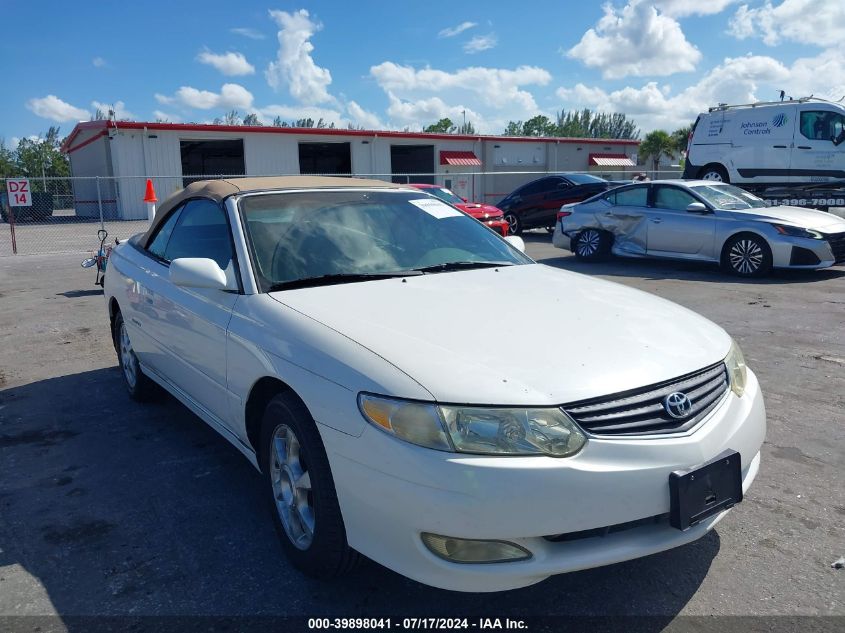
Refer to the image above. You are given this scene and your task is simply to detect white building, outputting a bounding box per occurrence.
[62,121,639,220]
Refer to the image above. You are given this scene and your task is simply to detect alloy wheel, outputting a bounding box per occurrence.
[729,239,763,275]
[119,322,137,389]
[577,230,601,257]
[270,424,315,550]
[504,213,520,235]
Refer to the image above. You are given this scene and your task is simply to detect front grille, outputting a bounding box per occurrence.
[545,513,669,543]
[825,231,845,264]
[563,362,729,437]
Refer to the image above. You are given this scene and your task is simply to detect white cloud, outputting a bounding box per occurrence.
[728,0,845,47]
[385,93,483,130]
[463,34,497,54]
[92,57,107,68]
[91,100,136,120]
[654,0,738,17]
[156,83,254,110]
[152,110,181,122]
[230,27,265,40]
[265,9,334,105]
[197,50,255,76]
[370,62,550,113]
[346,101,383,129]
[567,0,701,79]
[557,54,792,132]
[438,21,477,38]
[26,95,89,122]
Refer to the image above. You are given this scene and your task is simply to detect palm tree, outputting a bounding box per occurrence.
[639,130,675,177]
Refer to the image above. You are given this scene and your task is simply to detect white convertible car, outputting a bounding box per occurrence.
[104,176,765,592]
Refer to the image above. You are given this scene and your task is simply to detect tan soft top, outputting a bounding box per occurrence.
[143,176,407,245]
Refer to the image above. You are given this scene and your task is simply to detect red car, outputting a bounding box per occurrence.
[409,184,509,236]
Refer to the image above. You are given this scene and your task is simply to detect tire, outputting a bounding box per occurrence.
[112,312,158,401]
[504,212,522,236]
[722,234,772,277]
[573,228,612,261]
[698,164,729,183]
[260,392,359,579]
[545,226,555,234]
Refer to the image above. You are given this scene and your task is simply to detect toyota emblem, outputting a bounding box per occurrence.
[663,392,693,419]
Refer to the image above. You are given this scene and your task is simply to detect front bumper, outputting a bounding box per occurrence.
[770,234,839,269]
[485,219,509,236]
[321,370,766,592]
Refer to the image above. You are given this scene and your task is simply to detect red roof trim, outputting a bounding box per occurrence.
[60,120,640,152]
[65,130,108,154]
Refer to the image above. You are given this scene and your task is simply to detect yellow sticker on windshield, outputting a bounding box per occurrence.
[409,198,463,219]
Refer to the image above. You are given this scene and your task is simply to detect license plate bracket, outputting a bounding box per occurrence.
[669,449,742,531]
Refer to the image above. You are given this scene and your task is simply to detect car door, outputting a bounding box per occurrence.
[646,185,716,258]
[533,177,570,228]
[732,105,795,183]
[598,185,650,255]
[141,198,240,425]
[792,108,845,183]
[513,177,557,228]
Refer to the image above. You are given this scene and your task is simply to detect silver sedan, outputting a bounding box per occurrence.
[552,180,845,276]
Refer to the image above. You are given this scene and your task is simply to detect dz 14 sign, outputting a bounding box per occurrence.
[6,179,32,207]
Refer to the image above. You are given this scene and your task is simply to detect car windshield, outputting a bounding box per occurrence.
[239,190,531,291]
[564,173,607,185]
[421,187,464,205]
[690,184,768,210]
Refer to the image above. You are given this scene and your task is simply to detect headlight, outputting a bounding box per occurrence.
[772,223,823,239]
[358,394,586,457]
[725,339,747,397]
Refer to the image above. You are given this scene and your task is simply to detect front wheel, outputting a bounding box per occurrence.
[722,234,772,277]
[113,313,158,401]
[573,229,612,261]
[504,212,522,236]
[261,392,359,578]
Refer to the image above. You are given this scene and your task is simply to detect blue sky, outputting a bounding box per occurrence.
[3,0,843,144]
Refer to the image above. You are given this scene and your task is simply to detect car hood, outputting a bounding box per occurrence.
[456,202,504,219]
[269,264,731,405]
[731,206,845,232]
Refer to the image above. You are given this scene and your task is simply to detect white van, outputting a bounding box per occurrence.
[683,98,845,186]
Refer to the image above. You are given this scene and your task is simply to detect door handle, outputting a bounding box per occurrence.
[772,145,787,148]
[650,218,662,223]
[797,146,812,149]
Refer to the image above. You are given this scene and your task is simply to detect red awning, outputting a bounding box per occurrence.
[440,150,482,166]
[589,153,636,167]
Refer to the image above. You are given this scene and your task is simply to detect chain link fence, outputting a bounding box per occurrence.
[0,170,683,256]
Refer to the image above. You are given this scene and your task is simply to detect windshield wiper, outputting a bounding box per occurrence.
[412,261,515,274]
[268,271,421,291]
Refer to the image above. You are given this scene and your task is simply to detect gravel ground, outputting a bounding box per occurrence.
[0,239,843,632]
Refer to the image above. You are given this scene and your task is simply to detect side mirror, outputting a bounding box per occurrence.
[461,197,468,203]
[504,235,526,252]
[686,202,709,214]
[170,258,233,291]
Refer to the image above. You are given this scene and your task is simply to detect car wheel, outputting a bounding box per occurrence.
[698,164,729,183]
[113,312,158,401]
[504,212,522,236]
[261,392,359,578]
[545,226,555,234]
[573,229,612,261]
[722,234,772,277]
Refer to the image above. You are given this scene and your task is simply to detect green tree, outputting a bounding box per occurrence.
[242,113,261,126]
[0,138,16,179]
[13,127,71,197]
[223,110,241,125]
[423,118,455,133]
[639,130,675,173]
[670,125,692,155]
[522,115,557,137]
[457,120,477,134]
[503,120,526,136]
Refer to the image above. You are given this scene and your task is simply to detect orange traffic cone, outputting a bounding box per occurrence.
[143,179,158,203]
